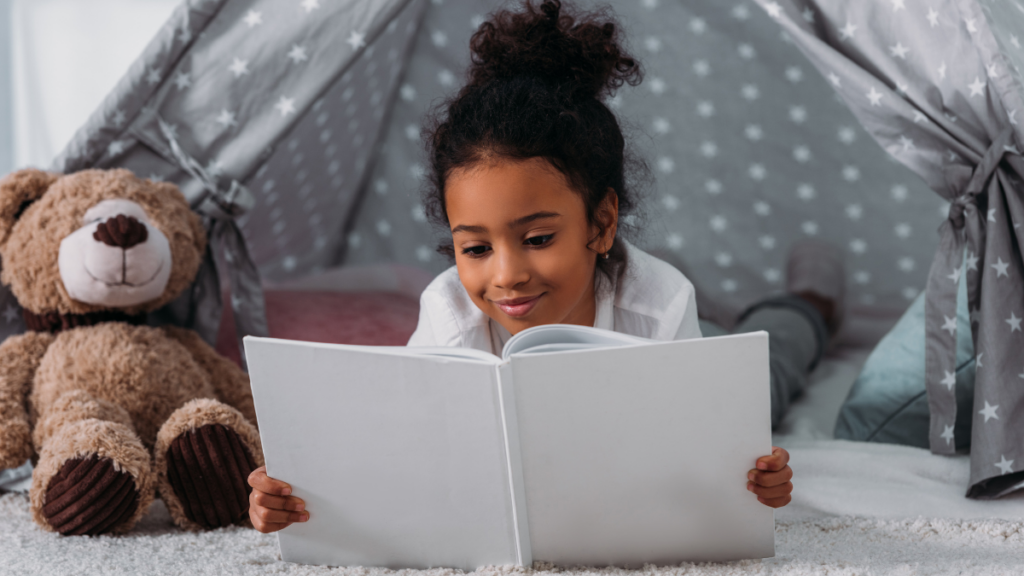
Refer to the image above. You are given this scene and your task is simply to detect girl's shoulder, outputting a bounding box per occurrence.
[613,242,700,341]
[407,265,493,349]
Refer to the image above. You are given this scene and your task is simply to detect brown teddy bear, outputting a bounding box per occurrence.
[0,168,263,535]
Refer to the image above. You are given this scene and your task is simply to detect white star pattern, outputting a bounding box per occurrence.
[948,266,962,283]
[275,96,297,117]
[938,62,947,80]
[927,8,939,27]
[890,0,905,11]
[941,370,957,390]
[288,45,309,63]
[992,258,1010,277]
[230,58,250,78]
[996,455,1015,475]
[215,109,237,128]
[347,30,367,51]
[764,2,782,18]
[828,72,841,87]
[301,0,320,13]
[988,208,997,223]
[969,77,986,97]
[966,252,979,271]
[108,140,127,157]
[840,21,857,40]
[3,305,18,324]
[979,401,1000,422]
[173,71,191,90]
[1007,312,1022,332]
[940,425,955,445]
[146,69,162,85]
[244,10,263,27]
[941,315,957,335]
[867,87,883,106]
[890,42,909,59]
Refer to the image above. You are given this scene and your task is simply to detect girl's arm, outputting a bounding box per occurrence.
[748,447,793,508]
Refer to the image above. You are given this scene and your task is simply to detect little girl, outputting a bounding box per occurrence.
[247,0,793,533]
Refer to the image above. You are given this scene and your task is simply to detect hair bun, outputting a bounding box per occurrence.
[467,0,642,101]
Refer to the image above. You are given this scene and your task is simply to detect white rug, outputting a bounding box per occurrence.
[4,315,1022,575]
[3,492,1024,576]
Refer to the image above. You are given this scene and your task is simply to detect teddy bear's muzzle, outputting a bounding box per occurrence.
[58,200,174,308]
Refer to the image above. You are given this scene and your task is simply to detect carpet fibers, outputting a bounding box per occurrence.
[2,494,1023,576]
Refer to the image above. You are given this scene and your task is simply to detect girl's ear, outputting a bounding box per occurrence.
[594,188,619,253]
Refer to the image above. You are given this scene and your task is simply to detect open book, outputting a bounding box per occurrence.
[244,325,774,569]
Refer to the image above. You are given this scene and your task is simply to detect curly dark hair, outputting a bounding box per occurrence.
[423,0,645,278]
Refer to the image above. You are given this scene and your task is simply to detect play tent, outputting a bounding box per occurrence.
[1,0,1019,497]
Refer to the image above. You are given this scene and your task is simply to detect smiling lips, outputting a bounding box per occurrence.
[493,294,543,318]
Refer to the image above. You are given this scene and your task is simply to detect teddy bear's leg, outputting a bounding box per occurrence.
[154,398,264,530]
[30,390,155,535]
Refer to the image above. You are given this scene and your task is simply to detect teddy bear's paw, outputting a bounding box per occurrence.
[165,423,257,529]
[41,455,140,535]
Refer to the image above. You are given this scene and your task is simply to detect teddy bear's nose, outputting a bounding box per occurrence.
[93,215,149,249]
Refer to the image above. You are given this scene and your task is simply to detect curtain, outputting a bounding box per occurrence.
[756,0,1024,498]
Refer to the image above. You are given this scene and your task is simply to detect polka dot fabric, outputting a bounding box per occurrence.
[342,0,945,312]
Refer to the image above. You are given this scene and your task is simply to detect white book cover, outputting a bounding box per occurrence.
[244,326,774,570]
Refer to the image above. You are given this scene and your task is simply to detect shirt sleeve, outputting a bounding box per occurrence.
[406,292,438,347]
[672,288,703,341]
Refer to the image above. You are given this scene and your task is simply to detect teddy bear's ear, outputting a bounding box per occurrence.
[0,169,60,246]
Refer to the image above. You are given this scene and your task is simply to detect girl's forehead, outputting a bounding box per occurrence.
[446,158,584,228]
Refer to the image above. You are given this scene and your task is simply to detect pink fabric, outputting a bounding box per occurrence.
[216,290,420,366]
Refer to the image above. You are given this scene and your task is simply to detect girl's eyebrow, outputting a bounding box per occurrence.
[508,211,560,228]
[451,212,560,235]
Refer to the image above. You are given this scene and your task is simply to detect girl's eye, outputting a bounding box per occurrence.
[462,245,491,257]
[525,234,553,247]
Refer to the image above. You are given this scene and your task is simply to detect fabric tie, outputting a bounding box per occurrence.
[923,127,1016,454]
[159,120,269,365]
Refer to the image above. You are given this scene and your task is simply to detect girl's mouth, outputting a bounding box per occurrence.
[493,294,543,318]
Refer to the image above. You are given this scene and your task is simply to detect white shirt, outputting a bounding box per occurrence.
[407,241,702,355]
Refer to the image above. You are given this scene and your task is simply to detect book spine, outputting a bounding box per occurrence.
[496,362,532,566]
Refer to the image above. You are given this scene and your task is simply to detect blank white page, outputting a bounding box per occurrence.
[509,332,775,565]
[245,337,519,570]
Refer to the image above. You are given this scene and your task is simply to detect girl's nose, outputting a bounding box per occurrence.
[491,247,530,290]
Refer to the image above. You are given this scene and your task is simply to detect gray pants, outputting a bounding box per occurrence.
[700,296,827,428]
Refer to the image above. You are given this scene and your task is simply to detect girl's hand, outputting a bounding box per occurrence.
[248,466,309,533]
[747,447,792,508]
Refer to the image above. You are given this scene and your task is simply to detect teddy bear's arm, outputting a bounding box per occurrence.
[0,331,54,469]
[160,326,258,428]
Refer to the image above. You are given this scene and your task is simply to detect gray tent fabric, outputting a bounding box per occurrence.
[342,0,946,314]
[754,0,1024,498]
[46,0,424,355]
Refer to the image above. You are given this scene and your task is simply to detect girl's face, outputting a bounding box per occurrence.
[445,157,617,336]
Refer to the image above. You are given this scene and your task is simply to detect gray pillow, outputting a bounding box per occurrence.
[835,269,975,450]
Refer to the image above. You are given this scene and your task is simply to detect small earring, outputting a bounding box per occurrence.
[602,251,610,260]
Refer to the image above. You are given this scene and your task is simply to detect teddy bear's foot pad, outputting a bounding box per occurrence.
[43,455,139,535]
[166,423,257,529]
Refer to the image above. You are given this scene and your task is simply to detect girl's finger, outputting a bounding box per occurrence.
[748,481,793,500]
[253,505,308,525]
[748,465,793,487]
[252,490,305,512]
[757,495,792,509]
[248,466,293,496]
[252,519,293,534]
[755,447,790,472]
